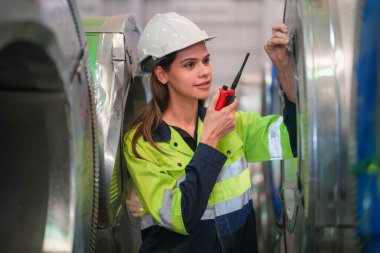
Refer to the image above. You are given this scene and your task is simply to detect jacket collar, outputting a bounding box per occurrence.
[151,103,206,142]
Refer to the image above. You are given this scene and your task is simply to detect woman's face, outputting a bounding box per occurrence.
[163,42,212,102]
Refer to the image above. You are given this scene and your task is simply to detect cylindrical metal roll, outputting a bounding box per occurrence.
[279,0,360,252]
[82,14,149,253]
[0,0,98,252]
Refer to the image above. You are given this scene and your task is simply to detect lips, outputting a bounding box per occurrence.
[194,81,211,87]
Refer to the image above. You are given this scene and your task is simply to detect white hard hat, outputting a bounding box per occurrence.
[138,12,215,71]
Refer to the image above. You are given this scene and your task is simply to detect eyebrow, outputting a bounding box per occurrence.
[179,54,210,64]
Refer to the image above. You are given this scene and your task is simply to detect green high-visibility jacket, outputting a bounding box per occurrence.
[123,106,295,252]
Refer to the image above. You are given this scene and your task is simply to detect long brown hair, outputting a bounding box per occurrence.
[130,52,177,158]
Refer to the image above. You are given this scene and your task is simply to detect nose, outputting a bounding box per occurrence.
[199,62,211,78]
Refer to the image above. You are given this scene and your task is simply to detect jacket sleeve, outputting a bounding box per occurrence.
[283,95,297,157]
[124,135,226,235]
[236,110,294,162]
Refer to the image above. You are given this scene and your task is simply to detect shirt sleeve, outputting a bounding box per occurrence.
[124,135,226,235]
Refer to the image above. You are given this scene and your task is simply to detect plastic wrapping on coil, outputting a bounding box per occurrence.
[353,0,380,252]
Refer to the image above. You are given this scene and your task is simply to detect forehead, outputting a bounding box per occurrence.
[175,42,209,60]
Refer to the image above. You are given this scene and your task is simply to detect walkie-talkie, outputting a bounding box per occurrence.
[215,52,250,111]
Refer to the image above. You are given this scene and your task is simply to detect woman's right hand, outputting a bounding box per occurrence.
[200,92,238,148]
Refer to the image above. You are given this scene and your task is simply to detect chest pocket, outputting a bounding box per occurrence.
[155,145,191,179]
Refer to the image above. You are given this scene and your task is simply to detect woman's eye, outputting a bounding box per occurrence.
[184,62,194,68]
[203,58,210,65]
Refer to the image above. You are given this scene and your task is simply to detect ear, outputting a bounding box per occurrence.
[153,66,168,84]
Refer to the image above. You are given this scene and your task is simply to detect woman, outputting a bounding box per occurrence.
[124,12,296,253]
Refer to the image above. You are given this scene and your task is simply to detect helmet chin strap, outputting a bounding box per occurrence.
[141,56,164,72]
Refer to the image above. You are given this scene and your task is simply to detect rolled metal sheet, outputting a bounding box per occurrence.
[0,0,85,88]
[0,0,98,252]
[258,0,379,251]
[83,14,148,253]
[83,13,140,225]
[274,0,361,252]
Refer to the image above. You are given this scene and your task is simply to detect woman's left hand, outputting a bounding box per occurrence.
[126,187,143,217]
[264,24,291,72]
[264,24,297,102]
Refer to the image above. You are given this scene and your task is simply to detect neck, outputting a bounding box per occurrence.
[163,98,198,131]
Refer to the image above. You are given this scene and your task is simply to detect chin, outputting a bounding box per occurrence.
[198,93,210,100]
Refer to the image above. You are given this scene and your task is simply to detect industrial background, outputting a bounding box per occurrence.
[0,0,379,253]
[76,0,286,113]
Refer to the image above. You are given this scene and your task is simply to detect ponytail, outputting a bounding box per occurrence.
[130,52,177,158]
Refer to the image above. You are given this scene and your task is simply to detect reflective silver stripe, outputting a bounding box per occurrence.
[217,158,248,182]
[140,214,160,230]
[140,190,175,230]
[268,117,283,159]
[201,207,216,220]
[144,159,250,229]
[176,176,185,187]
[140,188,252,229]
[160,190,174,230]
[201,187,252,220]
